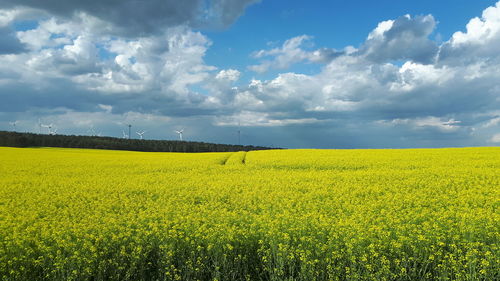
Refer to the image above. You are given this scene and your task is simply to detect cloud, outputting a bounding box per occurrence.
[98,104,112,113]
[359,14,438,64]
[215,69,240,82]
[248,14,440,73]
[490,133,500,143]
[0,7,41,26]
[2,22,217,100]
[0,0,259,36]
[447,2,500,45]
[379,117,462,132]
[438,1,500,65]
[248,14,439,73]
[214,111,321,127]
[483,116,500,128]
[248,35,343,73]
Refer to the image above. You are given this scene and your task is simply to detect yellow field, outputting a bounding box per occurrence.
[0,147,499,281]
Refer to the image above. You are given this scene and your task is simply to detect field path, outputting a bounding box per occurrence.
[220,153,233,165]
[224,151,247,166]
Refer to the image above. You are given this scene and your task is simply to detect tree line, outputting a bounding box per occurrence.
[0,131,276,152]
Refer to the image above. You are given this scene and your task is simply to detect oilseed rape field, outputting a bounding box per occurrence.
[0,147,499,281]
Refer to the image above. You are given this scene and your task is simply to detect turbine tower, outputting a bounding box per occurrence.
[9,121,18,132]
[237,119,241,145]
[175,129,184,141]
[88,125,96,136]
[136,130,146,140]
[88,125,102,137]
[127,124,132,140]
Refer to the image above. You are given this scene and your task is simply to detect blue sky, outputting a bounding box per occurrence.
[0,0,500,148]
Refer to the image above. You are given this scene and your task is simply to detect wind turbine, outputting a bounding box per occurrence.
[175,128,184,141]
[443,119,461,125]
[237,119,241,145]
[40,123,53,134]
[136,130,146,140]
[88,125,95,136]
[9,121,18,132]
[87,125,102,137]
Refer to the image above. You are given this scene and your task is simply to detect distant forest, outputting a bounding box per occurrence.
[0,131,275,153]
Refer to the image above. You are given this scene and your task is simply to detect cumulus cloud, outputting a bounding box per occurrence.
[438,1,500,65]
[359,14,438,64]
[249,14,439,74]
[1,20,217,98]
[448,2,500,46]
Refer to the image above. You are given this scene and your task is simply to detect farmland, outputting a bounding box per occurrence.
[0,147,499,280]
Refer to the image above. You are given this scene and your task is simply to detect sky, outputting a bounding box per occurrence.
[1,0,500,148]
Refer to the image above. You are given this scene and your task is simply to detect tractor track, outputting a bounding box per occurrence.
[220,153,233,165]
[223,151,247,166]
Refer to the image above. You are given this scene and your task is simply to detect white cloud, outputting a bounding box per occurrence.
[215,69,240,82]
[490,133,500,143]
[214,111,321,127]
[390,61,453,92]
[379,117,462,132]
[0,9,18,26]
[438,2,500,65]
[5,22,217,97]
[414,117,461,132]
[483,117,500,128]
[248,35,343,73]
[98,104,112,113]
[367,19,395,40]
[450,2,500,45]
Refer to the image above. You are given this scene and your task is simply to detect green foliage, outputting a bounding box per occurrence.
[0,131,273,153]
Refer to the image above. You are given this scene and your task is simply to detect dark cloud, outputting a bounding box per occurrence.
[0,27,27,54]
[0,0,259,36]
